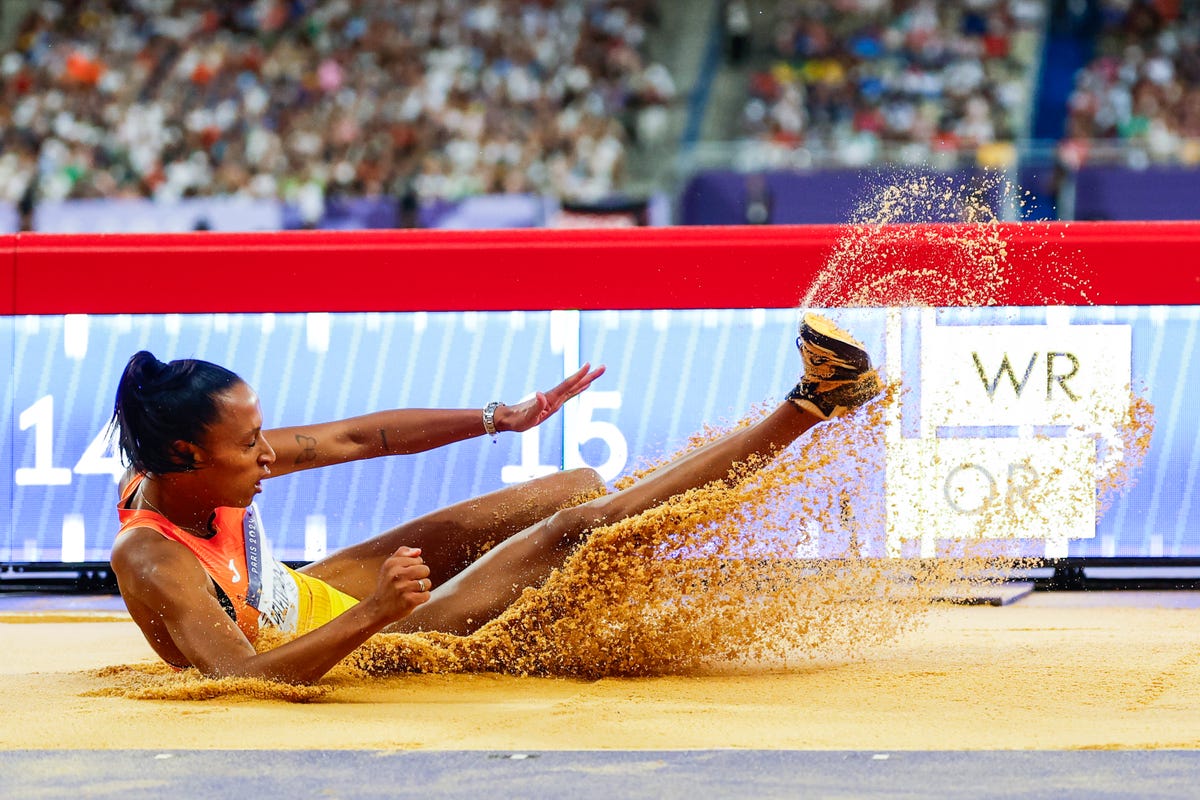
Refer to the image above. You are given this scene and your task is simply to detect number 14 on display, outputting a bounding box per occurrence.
[14,395,124,486]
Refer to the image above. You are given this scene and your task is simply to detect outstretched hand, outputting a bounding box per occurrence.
[498,363,606,433]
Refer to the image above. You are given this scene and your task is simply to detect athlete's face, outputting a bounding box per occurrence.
[192,381,276,507]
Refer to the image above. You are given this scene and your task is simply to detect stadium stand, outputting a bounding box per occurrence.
[725,0,1046,167]
[0,0,672,220]
[1063,0,1200,163]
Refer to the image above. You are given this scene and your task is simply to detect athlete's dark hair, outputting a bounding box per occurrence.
[110,351,243,475]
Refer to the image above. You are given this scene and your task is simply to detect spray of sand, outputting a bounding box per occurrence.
[803,171,1094,308]
[92,172,1153,700]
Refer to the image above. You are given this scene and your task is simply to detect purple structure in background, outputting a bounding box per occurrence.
[680,166,1200,225]
[419,195,550,229]
[280,197,398,230]
[680,169,860,226]
[10,168,1197,232]
[1072,166,1200,221]
[679,168,992,225]
[319,197,400,230]
[278,195,549,230]
[1015,164,1062,221]
[0,203,16,233]
[32,197,283,232]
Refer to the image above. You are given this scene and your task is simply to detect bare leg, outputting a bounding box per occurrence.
[398,402,822,634]
[300,467,605,597]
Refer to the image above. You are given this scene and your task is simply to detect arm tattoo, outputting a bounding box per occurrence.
[294,434,318,465]
[379,428,389,451]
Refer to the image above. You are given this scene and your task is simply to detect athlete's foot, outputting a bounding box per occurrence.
[786,312,883,420]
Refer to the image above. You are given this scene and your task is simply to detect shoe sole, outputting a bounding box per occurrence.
[800,312,872,373]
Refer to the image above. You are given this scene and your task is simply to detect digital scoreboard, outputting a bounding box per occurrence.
[2,306,1196,563]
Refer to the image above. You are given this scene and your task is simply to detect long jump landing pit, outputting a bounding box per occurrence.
[2,591,1199,753]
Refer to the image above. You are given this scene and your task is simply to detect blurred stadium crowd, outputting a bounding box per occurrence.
[736,0,1046,164]
[0,0,1196,228]
[0,0,672,218]
[1063,0,1200,162]
[737,0,1199,166]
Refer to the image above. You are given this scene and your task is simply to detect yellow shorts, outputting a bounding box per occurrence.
[286,566,360,635]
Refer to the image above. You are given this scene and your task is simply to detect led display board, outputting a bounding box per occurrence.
[2,306,1196,563]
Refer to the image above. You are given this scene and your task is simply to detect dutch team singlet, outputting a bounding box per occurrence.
[116,473,357,641]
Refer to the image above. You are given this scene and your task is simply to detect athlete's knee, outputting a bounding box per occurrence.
[561,467,606,498]
[544,501,609,546]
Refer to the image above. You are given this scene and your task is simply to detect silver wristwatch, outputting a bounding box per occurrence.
[483,401,502,439]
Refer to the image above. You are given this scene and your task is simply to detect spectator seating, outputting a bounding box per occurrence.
[0,0,674,219]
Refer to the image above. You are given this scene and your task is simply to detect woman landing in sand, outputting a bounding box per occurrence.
[109,314,881,684]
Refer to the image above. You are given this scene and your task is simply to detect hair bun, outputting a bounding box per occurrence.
[128,350,166,388]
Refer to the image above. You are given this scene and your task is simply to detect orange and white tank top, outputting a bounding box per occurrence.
[116,474,301,641]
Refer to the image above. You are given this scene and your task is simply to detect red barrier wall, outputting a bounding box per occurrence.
[5,221,1198,313]
[0,235,14,315]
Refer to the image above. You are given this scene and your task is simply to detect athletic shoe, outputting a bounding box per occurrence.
[786,312,882,420]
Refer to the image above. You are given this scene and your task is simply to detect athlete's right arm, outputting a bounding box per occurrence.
[111,532,430,684]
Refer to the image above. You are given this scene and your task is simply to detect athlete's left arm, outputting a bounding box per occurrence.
[263,363,604,478]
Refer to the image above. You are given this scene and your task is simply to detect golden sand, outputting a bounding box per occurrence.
[5,595,1200,750]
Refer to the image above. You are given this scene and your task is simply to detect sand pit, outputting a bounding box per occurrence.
[2,592,1198,751]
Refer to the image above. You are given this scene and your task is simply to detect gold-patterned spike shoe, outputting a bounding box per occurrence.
[786,312,883,420]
